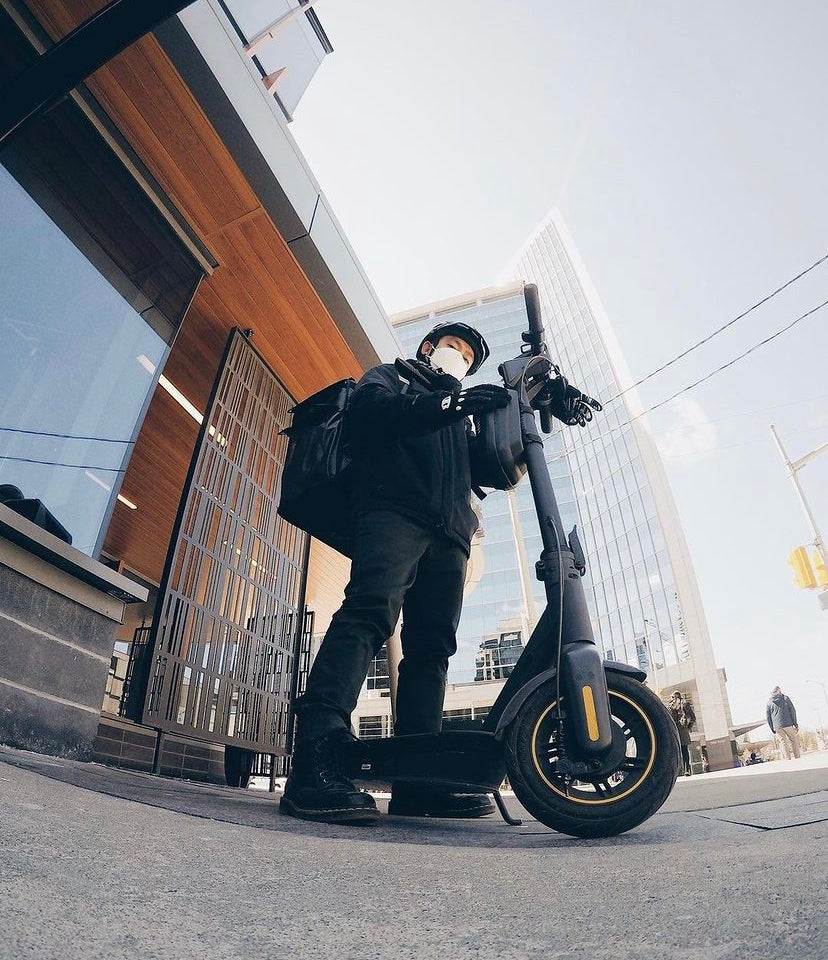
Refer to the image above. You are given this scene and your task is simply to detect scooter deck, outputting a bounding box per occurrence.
[337,730,506,792]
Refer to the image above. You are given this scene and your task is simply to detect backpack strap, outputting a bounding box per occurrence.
[394,358,429,395]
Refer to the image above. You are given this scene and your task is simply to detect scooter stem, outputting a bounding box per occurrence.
[499,355,614,756]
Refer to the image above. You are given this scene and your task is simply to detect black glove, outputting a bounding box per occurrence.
[543,372,602,427]
[411,384,511,428]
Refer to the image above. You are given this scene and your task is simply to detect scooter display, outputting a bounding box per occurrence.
[333,284,681,838]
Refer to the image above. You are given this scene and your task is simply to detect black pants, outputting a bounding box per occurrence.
[680,744,691,775]
[296,510,467,741]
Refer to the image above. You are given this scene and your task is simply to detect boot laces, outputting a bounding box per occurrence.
[314,736,355,791]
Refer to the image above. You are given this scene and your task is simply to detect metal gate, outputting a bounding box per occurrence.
[142,330,307,755]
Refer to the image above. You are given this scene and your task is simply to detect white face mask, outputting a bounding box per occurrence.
[428,345,470,380]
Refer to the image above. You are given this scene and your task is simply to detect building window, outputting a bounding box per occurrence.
[0,26,203,556]
[474,630,525,681]
[442,709,473,721]
[359,716,387,739]
[366,642,390,690]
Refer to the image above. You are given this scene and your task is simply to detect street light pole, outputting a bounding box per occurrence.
[812,708,825,751]
[805,679,828,716]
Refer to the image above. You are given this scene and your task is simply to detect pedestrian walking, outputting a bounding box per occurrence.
[668,690,696,776]
[766,686,801,759]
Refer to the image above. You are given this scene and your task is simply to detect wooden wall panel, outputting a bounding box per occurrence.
[21,2,369,581]
[105,389,200,583]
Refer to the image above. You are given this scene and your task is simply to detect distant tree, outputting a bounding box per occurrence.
[798,729,818,753]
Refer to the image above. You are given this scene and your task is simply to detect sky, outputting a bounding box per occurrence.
[284,0,828,728]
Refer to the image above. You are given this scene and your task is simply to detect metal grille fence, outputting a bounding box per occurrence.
[143,330,306,754]
[120,625,153,721]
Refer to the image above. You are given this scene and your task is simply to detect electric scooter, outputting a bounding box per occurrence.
[334,284,681,838]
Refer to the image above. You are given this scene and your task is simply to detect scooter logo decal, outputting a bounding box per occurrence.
[361,763,372,770]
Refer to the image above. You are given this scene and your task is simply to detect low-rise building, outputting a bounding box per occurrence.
[0,0,396,781]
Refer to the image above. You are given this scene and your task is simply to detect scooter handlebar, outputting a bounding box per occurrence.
[523,283,546,356]
[520,283,599,433]
[520,285,553,432]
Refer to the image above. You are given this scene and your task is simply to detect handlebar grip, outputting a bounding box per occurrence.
[539,404,553,434]
[523,284,546,352]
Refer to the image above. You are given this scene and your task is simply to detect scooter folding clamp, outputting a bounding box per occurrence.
[534,549,579,584]
[567,527,587,577]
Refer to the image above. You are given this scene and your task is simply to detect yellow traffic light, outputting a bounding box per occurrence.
[813,550,828,588]
[788,547,817,589]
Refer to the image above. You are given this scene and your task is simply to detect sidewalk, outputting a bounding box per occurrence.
[1,744,826,960]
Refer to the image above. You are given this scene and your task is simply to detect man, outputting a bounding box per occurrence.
[667,690,696,776]
[766,686,800,759]
[280,321,511,824]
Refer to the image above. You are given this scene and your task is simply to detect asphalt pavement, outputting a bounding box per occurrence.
[1,745,826,960]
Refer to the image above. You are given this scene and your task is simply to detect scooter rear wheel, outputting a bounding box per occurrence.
[505,673,680,838]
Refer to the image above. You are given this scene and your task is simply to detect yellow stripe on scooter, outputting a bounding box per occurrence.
[582,685,600,741]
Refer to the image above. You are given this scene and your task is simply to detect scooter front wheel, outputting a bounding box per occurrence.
[504,672,681,838]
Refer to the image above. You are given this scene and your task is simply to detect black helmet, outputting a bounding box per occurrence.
[415,321,490,376]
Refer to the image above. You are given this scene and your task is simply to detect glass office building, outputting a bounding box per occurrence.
[395,282,688,678]
[386,216,734,766]
[508,220,688,672]
[508,210,733,765]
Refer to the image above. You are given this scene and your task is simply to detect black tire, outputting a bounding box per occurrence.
[505,673,681,838]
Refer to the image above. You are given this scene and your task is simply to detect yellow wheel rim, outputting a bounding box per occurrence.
[530,691,656,806]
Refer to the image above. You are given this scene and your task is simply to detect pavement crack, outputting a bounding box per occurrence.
[695,814,828,831]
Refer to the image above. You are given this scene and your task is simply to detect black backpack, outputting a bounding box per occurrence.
[277,378,356,557]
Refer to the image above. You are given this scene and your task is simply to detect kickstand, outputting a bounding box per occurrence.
[492,790,522,826]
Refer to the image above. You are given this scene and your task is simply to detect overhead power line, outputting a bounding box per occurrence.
[0,425,134,443]
[652,391,828,436]
[583,297,828,448]
[663,420,828,460]
[0,454,126,472]
[608,251,828,402]
[641,297,828,417]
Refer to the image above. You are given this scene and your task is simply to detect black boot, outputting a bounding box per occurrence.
[388,782,495,819]
[280,729,380,824]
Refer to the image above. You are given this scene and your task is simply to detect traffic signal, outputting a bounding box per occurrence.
[788,547,817,589]
[813,550,828,588]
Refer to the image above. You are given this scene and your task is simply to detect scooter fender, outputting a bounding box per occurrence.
[493,658,646,740]
[559,642,614,754]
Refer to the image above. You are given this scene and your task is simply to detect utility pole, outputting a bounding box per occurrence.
[771,424,828,607]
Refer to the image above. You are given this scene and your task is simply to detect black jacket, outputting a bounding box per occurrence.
[347,359,479,556]
[668,700,696,746]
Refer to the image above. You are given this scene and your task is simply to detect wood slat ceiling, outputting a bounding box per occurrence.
[25,1,366,583]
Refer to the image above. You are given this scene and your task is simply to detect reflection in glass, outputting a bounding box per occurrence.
[0,166,166,554]
[0,85,201,555]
